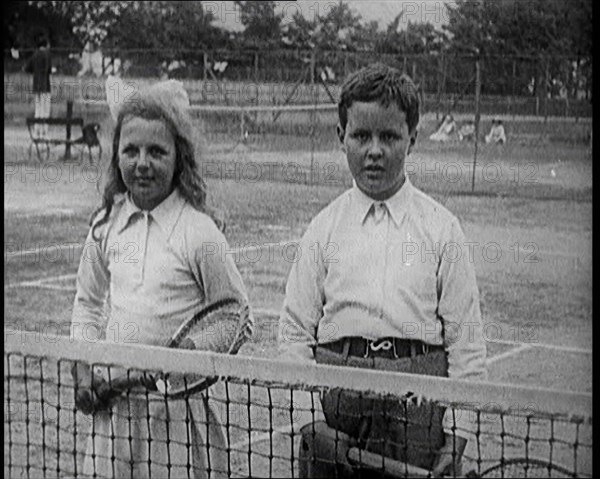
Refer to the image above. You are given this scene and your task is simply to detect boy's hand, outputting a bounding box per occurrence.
[179,337,196,350]
[431,434,467,477]
[71,363,112,415]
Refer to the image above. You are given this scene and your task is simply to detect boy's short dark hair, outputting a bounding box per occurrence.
[338,63,419,133]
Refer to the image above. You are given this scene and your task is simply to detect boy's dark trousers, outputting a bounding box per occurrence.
[298,337,448,478]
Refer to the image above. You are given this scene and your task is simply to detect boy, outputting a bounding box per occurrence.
[279,63,487,477]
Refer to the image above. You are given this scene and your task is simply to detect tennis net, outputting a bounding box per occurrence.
[5,334,592,478]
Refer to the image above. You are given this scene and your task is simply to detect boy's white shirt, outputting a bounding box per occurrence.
[279,176,487,437]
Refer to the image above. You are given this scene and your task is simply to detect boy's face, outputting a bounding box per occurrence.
[118,117,177,211]
[338,101,415,201]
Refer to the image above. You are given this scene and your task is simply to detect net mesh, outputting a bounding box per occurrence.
[188,104,339,154]
[4,336,592,478]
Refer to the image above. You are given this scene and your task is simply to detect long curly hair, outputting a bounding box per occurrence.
[91,93,223,241]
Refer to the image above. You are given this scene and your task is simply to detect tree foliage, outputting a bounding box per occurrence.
[444,0,592,58]
[4,0,591,97]
[7,0,591,59]
[235,1,283,48]
[29,1,130,48]
[443,0,592,96]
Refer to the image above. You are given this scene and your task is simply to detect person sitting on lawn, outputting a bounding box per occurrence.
[429,114,456,142]
[485,119,507,144]
[458,121,476,141]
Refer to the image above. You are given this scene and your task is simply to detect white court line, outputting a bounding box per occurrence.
[233,308,593,356]
[6,273,79,289]
[5,240,298,289]
[486,339,591,355]
[16,283,76,291]
[6,248,592,357]
[252,307,280,317]
[487,343,531,365]
[3,281,593,356]
[5,238,299,259]
[229,424,294,452]
[5,240,586,262]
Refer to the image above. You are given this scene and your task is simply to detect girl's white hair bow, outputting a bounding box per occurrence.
[105,75,190,122]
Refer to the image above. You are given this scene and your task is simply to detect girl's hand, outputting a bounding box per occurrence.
[179,337,196,350]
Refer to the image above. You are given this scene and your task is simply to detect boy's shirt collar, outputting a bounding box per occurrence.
[117,189,185,236]
[353,176,413,226]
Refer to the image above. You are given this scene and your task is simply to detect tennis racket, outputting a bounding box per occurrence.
[465,457,576,478]
[99,297,250,401]
[348,449,576,478]
[347,447,432,477]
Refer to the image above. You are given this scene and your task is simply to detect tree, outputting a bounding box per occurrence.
[30,1,130,49]
[235,1,283,49]
[443,0,592,97]
[282,11,319,50]
[349,20,380,52]
[314,1,363,51]
[104,2,232,77]
[375,13,445,55]
[106,2,226,52]
[4,1,78,50]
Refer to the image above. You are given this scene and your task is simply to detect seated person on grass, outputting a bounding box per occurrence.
[429,113,456,141]
[458,121,476,141]
[279,63,487,478]
[485,119,507,144]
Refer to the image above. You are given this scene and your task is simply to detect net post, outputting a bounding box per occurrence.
[63,100,74,161]
[543,57,549,125]
[511,58,517,120]
[472,55,481,193]
[240,108,245,144]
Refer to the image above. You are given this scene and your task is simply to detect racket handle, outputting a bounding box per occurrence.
[101,374,157,401]
[347,447,432,477]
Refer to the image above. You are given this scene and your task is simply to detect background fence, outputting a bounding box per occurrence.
[4,48,593,120]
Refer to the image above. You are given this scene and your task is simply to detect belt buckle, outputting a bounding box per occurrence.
[365,339,394,358]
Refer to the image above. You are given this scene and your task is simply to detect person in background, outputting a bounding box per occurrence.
[429,113,456,142]
[485,119,507,144]
[24,35,52,140]
[458,120,476,142]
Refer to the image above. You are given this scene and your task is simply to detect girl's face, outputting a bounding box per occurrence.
[118,117,177,211]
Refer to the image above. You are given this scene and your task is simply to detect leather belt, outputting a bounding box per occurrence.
[320,337,444,359]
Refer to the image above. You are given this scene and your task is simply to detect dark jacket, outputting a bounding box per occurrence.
[25,48,52,93]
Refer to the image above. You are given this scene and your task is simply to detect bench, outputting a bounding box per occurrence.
[26,117,102,163]
[26,100,101,163]
[26,116,82,162]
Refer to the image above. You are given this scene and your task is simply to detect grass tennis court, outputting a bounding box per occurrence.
[4,107,592,476]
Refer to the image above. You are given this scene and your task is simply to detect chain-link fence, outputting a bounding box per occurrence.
[4,48,592,119]
[4,47,592,197]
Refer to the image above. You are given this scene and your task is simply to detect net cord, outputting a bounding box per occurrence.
[5,334,592,422]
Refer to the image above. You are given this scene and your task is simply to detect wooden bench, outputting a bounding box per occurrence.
[26,117,102,163]
[26,100,102,163]
[26,116,84,162]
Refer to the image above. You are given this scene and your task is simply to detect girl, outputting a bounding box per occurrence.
[71,78,252,478]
